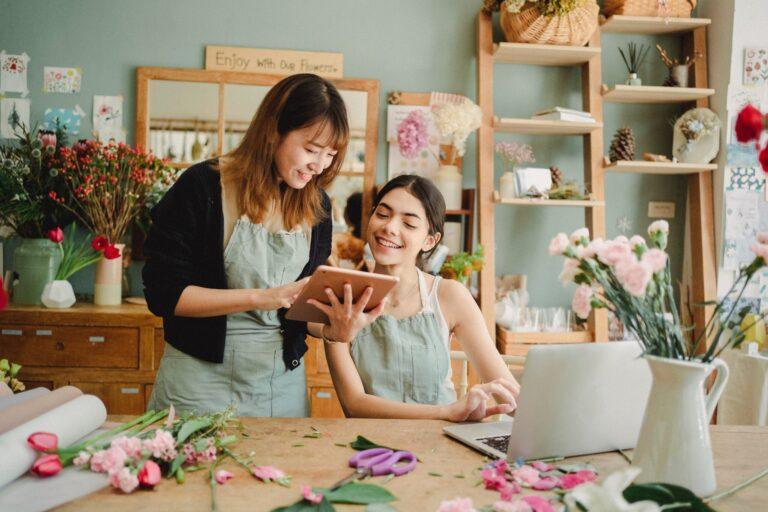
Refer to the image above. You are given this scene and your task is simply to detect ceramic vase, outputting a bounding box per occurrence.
[500,170,517,200]
[434,165,462,210]
[632,355,730,496]
[671,65,689,87]
[41,280,76,308]
[12,238,61,305]
[93,243,124,306]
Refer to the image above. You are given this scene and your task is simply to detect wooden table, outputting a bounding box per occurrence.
[55,418,768,511]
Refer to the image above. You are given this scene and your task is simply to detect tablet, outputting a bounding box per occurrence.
[285,265,399,324]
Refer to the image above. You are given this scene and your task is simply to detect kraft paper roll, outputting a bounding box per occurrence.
[0,394,107,489]
[0,386,82,435]
[0,387,50,413]
[0,381,11,397]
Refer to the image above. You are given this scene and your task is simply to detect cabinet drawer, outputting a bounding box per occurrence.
[309,386,344,418]
[0,325,139,369]
[71,381,146,415]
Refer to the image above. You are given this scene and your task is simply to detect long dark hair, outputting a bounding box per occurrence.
[371,174,445,265]
[220,73,349,229]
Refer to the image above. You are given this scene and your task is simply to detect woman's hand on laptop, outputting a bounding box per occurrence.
[308,284,386,343]
[443,379,518,422]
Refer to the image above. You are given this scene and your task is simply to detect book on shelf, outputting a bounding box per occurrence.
[532,106,595,123]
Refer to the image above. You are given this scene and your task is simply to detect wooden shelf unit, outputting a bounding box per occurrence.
[477,11,608,359]
[493,42,601,66]
[599,17,717,349]
[605,161,717,175]
[602,84,715,104]
[600,15,711,35]
[493,191,604,207]
[494,117,602,135]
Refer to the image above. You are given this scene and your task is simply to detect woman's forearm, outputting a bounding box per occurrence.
[342,392,449,420]
[174,285,257,317]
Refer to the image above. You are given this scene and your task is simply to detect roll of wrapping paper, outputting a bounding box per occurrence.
[0,387,50,413]
[0,386,82,435]
[0,394,107,489]
[0,381,11,397]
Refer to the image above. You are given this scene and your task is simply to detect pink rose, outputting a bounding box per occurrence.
[493,500,532,512]
[642,248,668,273]
[437,497,477,512]
[597,241,632,266]
[301,485,324,504]
[548,233,569,255]
[520,495,556,512]
[615,258,652,296]
[569,228,590,245]
[138,460,161,488]
[108,467,139,494]
[252,465,286,481]
[89,446,127,475]
[215,469,234,484]
[111,436,143,459]
[511,465,540,485]
[572,284,593,320]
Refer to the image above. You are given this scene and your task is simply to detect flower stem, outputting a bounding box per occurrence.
[705,465,768,503]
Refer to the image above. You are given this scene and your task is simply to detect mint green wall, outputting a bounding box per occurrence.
[1,0,701,306]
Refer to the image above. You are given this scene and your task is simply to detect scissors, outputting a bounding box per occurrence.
[329,448,417,491]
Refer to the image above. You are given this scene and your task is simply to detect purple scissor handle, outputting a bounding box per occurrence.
[349,448,417,477]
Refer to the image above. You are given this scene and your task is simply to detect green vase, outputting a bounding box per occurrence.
[12,238,61,305]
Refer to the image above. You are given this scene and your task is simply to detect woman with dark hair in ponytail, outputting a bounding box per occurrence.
[309,174,520,421]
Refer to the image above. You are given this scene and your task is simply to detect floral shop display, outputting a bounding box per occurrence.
[548,221,768,495]
[482,0,600,47]
[55,139,174,305]
[0,122,72,305]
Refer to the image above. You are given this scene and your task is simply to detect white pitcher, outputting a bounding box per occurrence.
[632,355,730,496]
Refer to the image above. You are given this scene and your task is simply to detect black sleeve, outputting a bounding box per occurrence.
[141,166,207,318]
[316,190,333,266]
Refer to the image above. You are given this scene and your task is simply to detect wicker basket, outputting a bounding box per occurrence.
[500,0,599,47]
[602,0,696,17]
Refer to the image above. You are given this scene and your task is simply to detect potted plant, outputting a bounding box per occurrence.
[40,224,117,308]
[549,222,766,496]
[55,139,174,305]
[0,122,73,305]
[618,42,650,86]
[495,141,535,200]
[439,246,484,286]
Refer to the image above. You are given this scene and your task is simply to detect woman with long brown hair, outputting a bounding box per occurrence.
[142,73,349,417]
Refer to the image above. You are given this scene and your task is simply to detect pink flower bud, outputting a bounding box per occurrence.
[31,454,62,477]
[138,460,161,488]
[27,431,59,452]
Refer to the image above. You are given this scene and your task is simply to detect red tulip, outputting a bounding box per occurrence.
[47,227,64,244]
[138,460,161,487]
[91,236,108,251]
[735,104,765,143]
[27,432,59,452]
[31,454,63,477]
[760,144,768,174]
[104,244,121,260]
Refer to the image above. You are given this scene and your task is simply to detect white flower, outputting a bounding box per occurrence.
[431,99,481,158]
[564,467,660,512]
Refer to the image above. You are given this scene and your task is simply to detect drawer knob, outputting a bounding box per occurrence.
[55,342,65,351]
[2,329,22,336]
[89,336,105,343]
[121,387,140,395]
[316,391,332,399]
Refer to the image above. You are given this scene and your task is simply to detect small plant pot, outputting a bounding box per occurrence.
[671,65,689,87]
[41,280,76,309]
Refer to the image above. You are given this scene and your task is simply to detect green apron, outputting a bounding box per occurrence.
[350,271,456,405]
[148,217,310,417]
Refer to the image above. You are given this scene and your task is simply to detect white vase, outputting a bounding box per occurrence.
[41,280,76,309]
[434,165,462,210]
[632,355,730,496]
[500,170,517,200]
[93,243,124,306]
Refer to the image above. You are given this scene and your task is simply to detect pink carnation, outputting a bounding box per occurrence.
[108,466,139,494]
[73,451,91,467]
[558,470,597,490]
[481,468,508,491]
[252,465,286,481]
[530,460,552,472]
[648,220,669,235]
[615,258,652,296]
[559,258,579,284]
[511,465,540,485]
[597,240,632,266]
[89,446,127,475]
[532,476,558,491]
[548,233,569,255]
[757,232,768,244]
[437,497,477,512]
[642,248,668,273]
[397,110,429,159]
[521,495,557,512]
[301,485,324,504]
[493,500,532,512]
[751,243,768,265]
[572,284,593,320]
[629,235,646,247]
[215,469,234,484]
[569,228,590,245]
[111,436,143,459]
[143,430,178,462]
[499,481,521,500]
[582,238,605,259]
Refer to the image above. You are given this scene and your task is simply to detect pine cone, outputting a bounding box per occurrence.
[549,166,563,188]
[663,74,680,87]
[609,126,636,162]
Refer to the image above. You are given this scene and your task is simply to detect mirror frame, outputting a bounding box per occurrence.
[135,66,379,228]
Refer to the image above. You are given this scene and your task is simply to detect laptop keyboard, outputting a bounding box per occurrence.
[477,434,510,454]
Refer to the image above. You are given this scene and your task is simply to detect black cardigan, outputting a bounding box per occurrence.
[141,160,332,369]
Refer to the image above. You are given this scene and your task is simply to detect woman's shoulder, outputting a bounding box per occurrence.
[436,276,475,312]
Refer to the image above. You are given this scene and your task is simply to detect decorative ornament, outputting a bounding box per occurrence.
[609,126,636,162]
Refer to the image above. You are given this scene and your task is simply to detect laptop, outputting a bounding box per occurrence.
[443,341,652,460]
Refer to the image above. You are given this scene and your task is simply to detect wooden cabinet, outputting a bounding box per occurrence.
[304,335,345,418]
[0,303,162,415]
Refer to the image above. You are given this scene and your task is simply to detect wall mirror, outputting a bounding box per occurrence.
[135,67,379,240]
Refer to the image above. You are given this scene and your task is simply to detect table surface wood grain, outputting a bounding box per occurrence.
[53,418,768,512]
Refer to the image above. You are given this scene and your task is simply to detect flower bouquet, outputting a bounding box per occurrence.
[549,223,767,495]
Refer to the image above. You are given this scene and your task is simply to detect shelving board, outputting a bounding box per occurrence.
[497,326,593,348]
[493,42,600,66]
[493,191,604,207]
[602,84,714,104]
[494,117,602,135]
[600,15,711,35]
[605,161,717,174]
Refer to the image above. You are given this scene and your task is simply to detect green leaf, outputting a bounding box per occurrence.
[167,453,187,478]
[176,417,213,444]
[270,496,336,512]
[624,483,715,511]
[325,482,396,505]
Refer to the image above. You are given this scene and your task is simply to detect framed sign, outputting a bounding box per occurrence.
[205,46,343,78]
